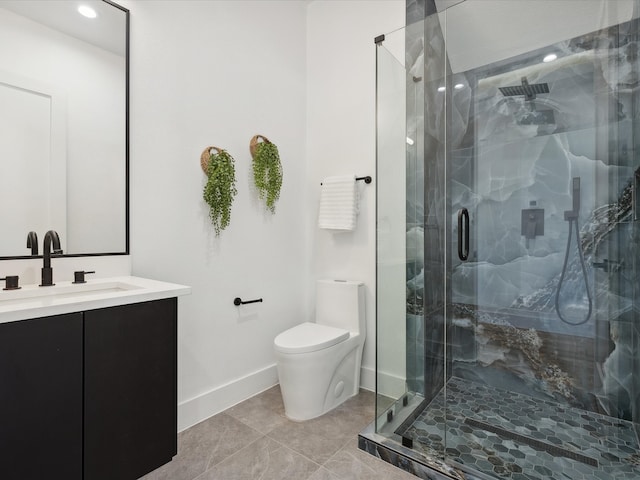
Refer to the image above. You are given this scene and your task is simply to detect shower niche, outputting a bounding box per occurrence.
[364,1,640,480]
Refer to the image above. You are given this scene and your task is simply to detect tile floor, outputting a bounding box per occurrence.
[141,386,416,480]
[399,377,640,480]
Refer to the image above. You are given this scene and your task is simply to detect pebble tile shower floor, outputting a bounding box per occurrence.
[399,377,640,480]
[140,386,416,480]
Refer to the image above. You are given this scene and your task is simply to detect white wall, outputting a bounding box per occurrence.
[306,0,404,391]
[125,0,309,431]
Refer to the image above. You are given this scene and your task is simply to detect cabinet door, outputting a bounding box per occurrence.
[83,298,177,480]
[0,313,83,480]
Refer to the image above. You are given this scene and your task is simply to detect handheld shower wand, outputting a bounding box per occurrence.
[555,177,592,325]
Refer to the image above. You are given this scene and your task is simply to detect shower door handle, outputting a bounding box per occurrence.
[458,208,469,261]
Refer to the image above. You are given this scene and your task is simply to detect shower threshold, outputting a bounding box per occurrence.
[361,377,640,480]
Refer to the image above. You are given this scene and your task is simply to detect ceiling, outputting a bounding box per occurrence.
[0,0,126,56]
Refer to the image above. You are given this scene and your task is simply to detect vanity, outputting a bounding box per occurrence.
[0,277,190,480]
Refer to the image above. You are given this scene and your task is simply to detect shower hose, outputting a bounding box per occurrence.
[555,216,592,325]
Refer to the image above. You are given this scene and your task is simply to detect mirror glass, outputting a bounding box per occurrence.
[0,0,128,258]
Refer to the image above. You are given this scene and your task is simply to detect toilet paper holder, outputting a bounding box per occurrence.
[234,297,263,306]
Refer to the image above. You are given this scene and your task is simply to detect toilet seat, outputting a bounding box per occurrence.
[274,322,349,354]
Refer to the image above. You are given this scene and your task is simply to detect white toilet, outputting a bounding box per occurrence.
[274,279,365,421]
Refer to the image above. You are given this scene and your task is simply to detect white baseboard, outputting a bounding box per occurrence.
[178,363,279,432]
[360,364,375,391]
[360,365,406,398]
[178,363,403,432]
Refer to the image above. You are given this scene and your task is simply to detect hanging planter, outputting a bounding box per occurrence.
[201,146,238,236]
[250,135,282,214]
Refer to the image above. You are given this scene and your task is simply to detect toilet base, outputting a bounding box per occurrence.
[276,335,363,421]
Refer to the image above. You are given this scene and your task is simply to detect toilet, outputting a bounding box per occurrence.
[274,279,365,421]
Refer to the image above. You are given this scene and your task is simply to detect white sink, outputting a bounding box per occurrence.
[0,276,191,323]
[0,281,142,306]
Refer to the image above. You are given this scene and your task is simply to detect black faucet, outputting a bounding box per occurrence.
[26,231,38,255]
[40,230,62,287]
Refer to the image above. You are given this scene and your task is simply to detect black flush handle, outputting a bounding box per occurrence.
[457,208,469,261]
[234,297,263,306]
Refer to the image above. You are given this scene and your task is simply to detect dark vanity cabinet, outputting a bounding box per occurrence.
[84,298,177,480]
[0,312,84,479]
[0,298,178,480]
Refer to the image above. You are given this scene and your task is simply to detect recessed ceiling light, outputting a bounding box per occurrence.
[543,53,558,63]
[406,137,415,146]
[78,5,97,19]
[454,83,464,90]
[437,86,446,92]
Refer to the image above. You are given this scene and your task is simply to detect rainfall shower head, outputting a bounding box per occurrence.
[499,76,549,101]
[499,76,555,126]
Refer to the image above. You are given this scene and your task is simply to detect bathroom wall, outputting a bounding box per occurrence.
[126,0,404,428]
[306,0,405,391]
[125,0,308,431]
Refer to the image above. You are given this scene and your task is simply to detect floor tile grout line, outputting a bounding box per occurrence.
[319,441,353,478]
[265,430,319,462]
[225,410,285,436]
[192,390,374,478]
[322,436,406,480]
[223,397,288,435]
[261,433,332,479]
[203,414,265,471]
[264,420,370,468]
[202,433,267,476]
[142,390,378,480]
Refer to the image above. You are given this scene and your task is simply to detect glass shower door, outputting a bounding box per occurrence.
[440,1,640,479]
[373,2,640,480]
[375,27,411,429]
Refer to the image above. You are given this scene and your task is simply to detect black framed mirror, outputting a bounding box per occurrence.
[0,0,129,259]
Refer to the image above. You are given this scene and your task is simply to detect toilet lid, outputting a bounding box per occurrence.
[274,322,350,354]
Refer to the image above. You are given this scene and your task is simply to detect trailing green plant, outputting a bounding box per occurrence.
[252,141,283,213]
[203,149,237,236]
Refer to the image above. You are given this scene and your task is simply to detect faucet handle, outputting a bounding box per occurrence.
[0,275,21,290]
[73,270,95,284]
[26,231,38,255]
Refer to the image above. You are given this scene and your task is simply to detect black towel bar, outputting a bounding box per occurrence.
[320,175,372,185]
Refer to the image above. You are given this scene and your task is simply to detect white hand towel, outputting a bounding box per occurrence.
[318,175,358,231]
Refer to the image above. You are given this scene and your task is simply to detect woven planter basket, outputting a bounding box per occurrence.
[249,135,271,158]
[200,146,223,174]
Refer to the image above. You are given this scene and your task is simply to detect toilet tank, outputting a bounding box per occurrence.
[315,280,365,334]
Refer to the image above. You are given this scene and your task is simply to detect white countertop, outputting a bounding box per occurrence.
[0,276,191,324]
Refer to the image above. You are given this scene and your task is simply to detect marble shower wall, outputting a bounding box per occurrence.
[457,22,640,421]
[405,0,451,401]
[405,1,426,395]
[403,4,640,424]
